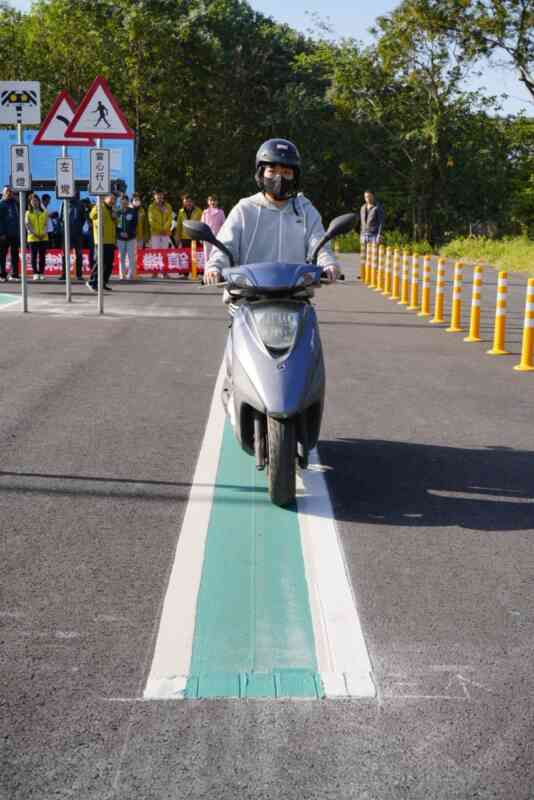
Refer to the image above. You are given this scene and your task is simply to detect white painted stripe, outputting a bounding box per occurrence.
[144,364,226,700]
[472,299,481,307]
[526,319,534,328]
[526,302,534,312]
[496,309,507,316]
[499,279,508,287]
[297,461,375,698]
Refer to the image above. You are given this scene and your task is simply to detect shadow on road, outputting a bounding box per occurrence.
[318,438,534,532]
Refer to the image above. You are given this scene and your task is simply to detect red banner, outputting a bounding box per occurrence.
[4,248,206,277]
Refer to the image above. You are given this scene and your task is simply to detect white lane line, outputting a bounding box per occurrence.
[297,459,376,698]
[143,364,226,700]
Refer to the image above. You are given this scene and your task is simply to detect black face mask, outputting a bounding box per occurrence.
[263,174,294,200]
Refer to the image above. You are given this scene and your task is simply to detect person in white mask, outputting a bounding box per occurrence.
[204,138,339,284]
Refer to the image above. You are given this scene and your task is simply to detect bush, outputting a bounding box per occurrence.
[440,236,534,275]
[334,228,432,255]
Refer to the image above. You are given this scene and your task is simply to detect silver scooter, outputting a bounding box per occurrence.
[184,213,357,507]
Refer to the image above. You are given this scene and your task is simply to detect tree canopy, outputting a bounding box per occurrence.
[1,0,533,242]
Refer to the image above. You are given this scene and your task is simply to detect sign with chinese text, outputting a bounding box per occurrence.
[56,157,75,198]
[89,148,110,195]
[10,144,31,191]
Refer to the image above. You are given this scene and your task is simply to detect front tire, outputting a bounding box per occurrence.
[267,417,296,507]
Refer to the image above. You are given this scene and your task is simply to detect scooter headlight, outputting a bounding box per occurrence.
[251,305,301,350]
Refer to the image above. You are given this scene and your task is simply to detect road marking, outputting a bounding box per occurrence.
[297,462,375,697]
[0,293,20,308]
[144,362,374,700]
[144,364,226,700]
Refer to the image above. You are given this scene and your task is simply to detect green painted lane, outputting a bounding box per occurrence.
[186,420,321,699]
[0,293,19,306]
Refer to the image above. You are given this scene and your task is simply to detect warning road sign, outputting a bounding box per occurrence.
[0,81,40,125]
[34,91,96,147]
[65,76,134,140]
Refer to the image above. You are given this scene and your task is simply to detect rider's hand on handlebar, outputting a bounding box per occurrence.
[322,265,340,283]
[204,268,223,285]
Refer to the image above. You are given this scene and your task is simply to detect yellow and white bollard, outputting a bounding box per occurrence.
[418,255,432,317]
[446,261,464,332]
[369,242,378,288]
[486,271,510,355]
[464,264,484,342]
[430,258,447,324]
[407,253,420,311]
[382,247,392,296]
[364,242,371,284]
[513,278,534,371]
[190,239,198,281]
[391,248,401,300]
[375,245,385,291]
[398,250,410,305]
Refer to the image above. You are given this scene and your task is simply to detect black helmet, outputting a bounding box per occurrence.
[255,138,301,192]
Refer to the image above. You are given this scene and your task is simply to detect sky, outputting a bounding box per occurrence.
[8,0,534,115]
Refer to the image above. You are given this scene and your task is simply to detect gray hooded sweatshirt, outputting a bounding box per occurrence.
[206,192,338,274]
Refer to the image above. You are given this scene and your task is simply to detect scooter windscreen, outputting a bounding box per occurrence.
[223,262,323,292]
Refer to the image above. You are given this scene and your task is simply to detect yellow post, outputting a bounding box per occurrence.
[418,255,432,317]
[514,278,534,372]
[398,250,410,305]
[192,240,199,280]
[446,261,464,332]
[382,247,392,296]
[407,253,420,311]
[430,258,446,324]
[375,245,385,291]
[464,264,484,342]
[363,242,371,284]
[360,243,367,282]
[391,248,401,300]
[369,242,378,289]
[487,271,510,355]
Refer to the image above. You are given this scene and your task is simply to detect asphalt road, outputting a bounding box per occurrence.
[1,261,534,799]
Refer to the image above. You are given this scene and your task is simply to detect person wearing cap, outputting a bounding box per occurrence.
[204,138,339,284]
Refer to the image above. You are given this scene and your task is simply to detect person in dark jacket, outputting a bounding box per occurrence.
[116,194,138,280]
[0,185,20,281]
[360,190,385,258]
[60,191,87,280]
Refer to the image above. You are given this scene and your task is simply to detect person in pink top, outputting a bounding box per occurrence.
[201,195,225,262]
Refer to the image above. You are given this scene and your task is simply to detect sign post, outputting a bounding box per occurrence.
[11,136,30,311]
[1,81,41,313]
[66,76,134,315]
[56,151,75,301]
[34,90,95,304]
[90,145,110,314]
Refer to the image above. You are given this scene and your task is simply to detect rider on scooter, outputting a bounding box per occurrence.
[204,138,340,285]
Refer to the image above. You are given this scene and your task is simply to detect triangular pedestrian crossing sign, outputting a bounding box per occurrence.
[34,91,96,147]
[65,76,134,140]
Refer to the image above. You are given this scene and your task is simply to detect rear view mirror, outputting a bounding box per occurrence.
[309,212,358,265]
[183,220,235,267]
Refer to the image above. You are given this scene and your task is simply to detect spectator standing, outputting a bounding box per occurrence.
[25,193,48,281]
[147,190,173,278]
[41,193,55,245]
[131,193,149,251]
[201,195,225,260]
[81,198,95,273]
[175,194,202,248]
[116,194,138,280]
[360,190,385,266]
[86,193,117,292]
[60,191,86,281]
[0,185,20,281]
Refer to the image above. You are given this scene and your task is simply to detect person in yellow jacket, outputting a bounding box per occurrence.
[25,194,49,281]
[131,192,149,247]
[175,194,202,247]
[147,189,173,278]
[86,193,117,292]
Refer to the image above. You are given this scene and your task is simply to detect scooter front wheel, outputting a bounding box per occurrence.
[267,416,296,507]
